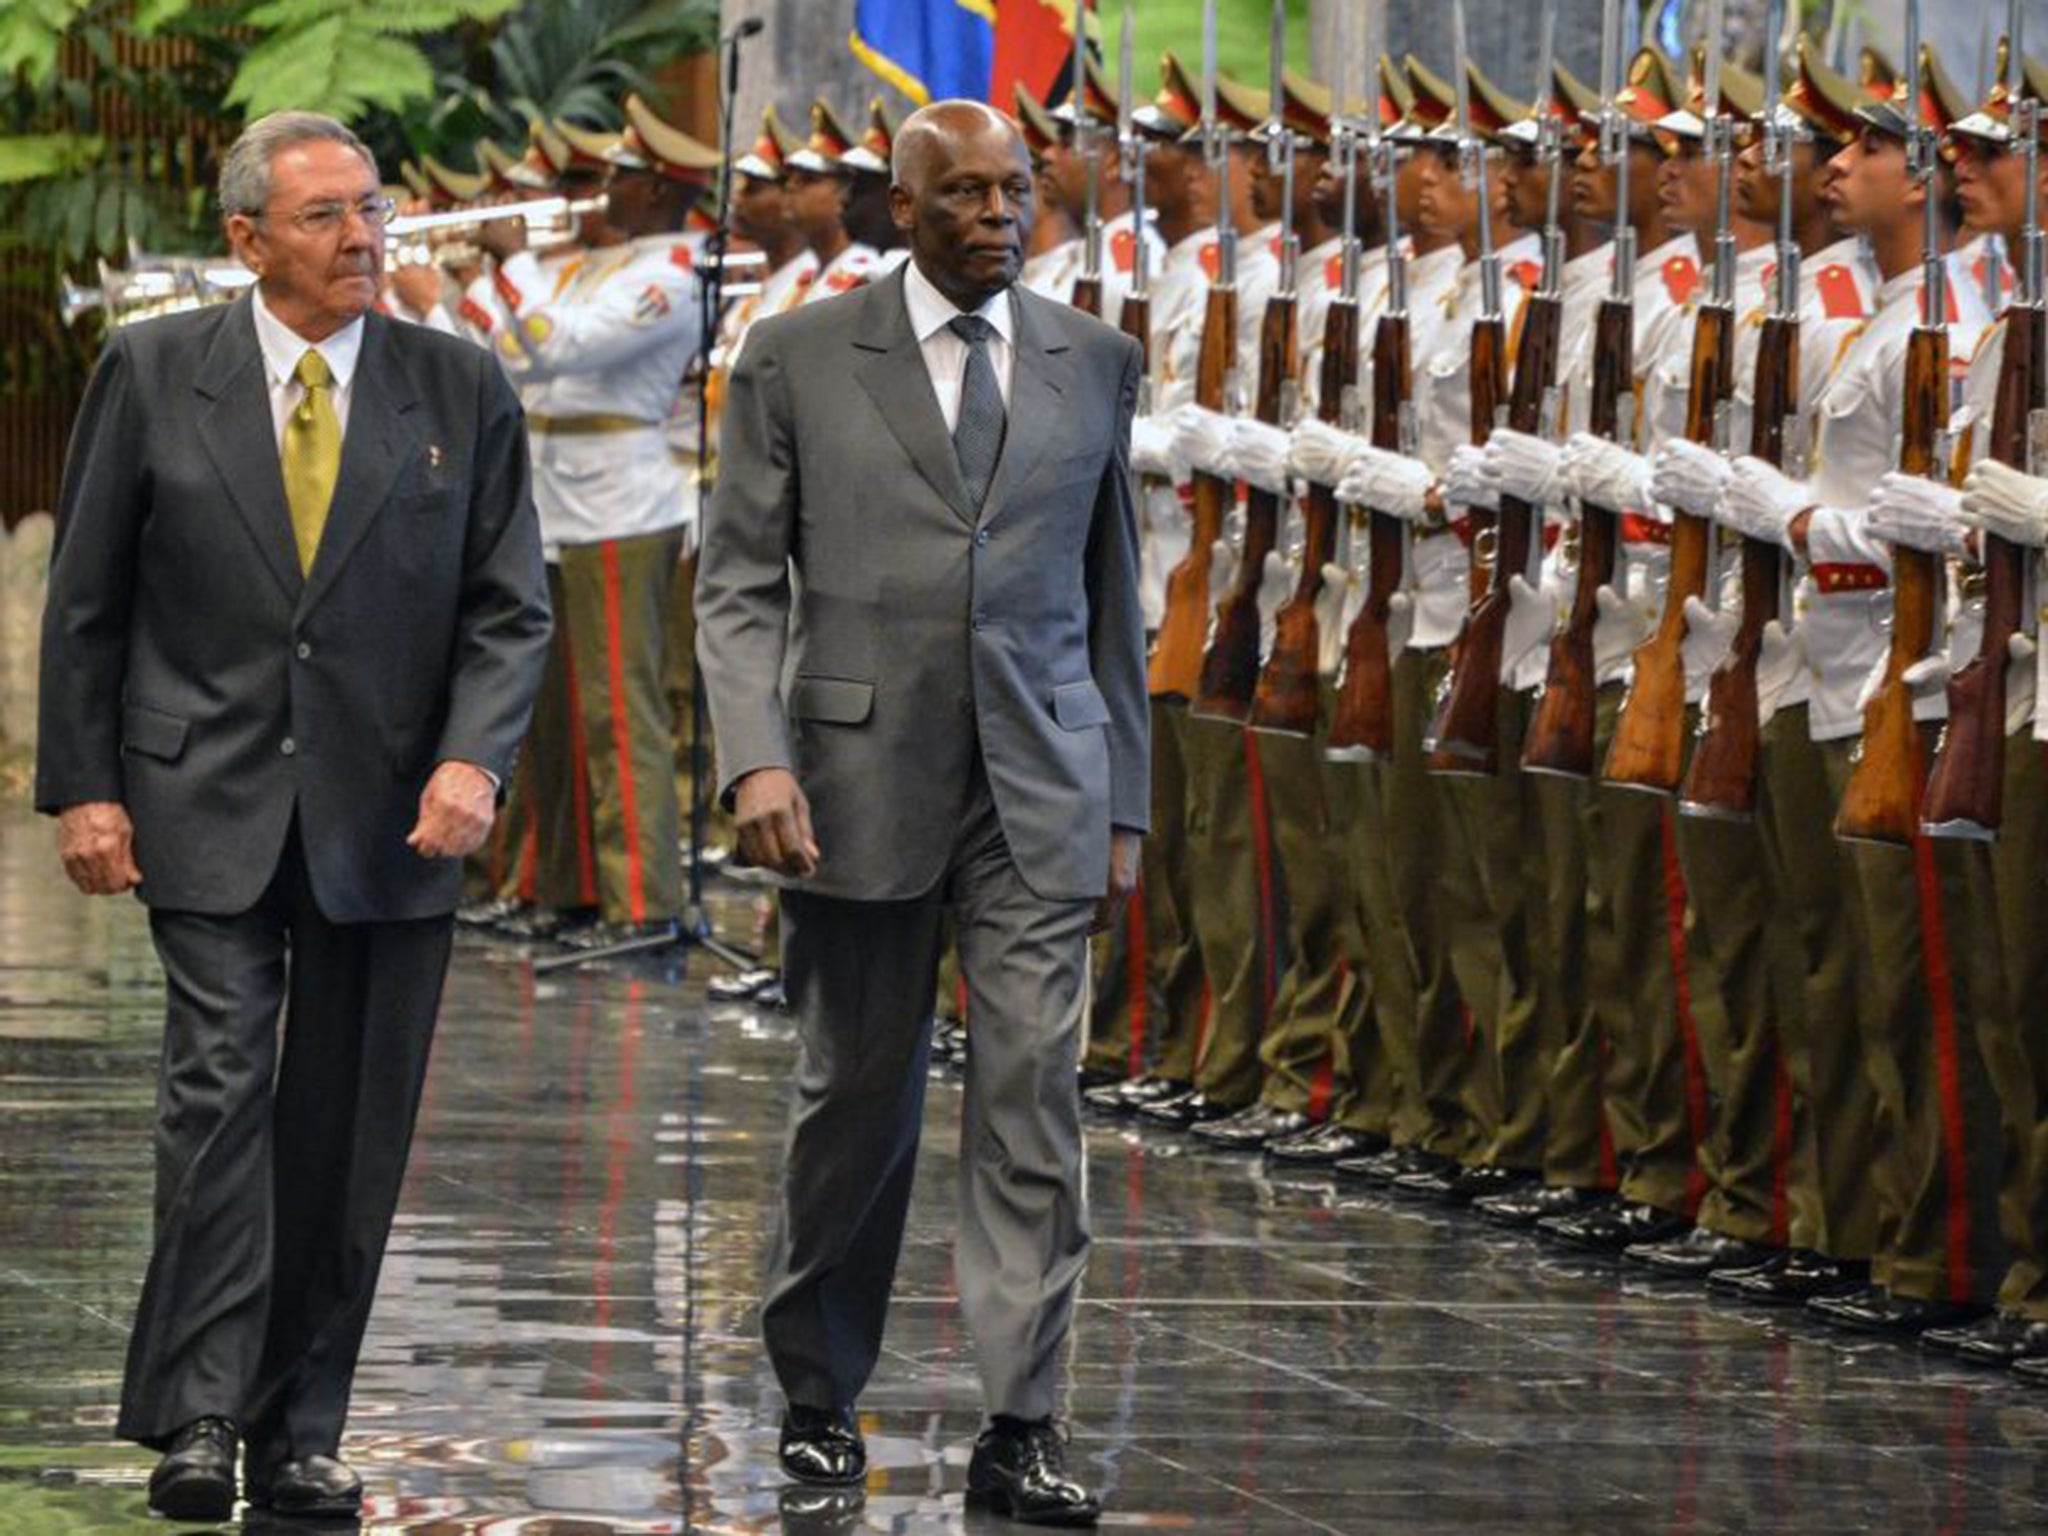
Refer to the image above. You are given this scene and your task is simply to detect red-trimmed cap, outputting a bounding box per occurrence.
[608,94,721,185]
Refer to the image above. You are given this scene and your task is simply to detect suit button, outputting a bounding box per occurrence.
[295,642,312,660]
[975,530,989,547]
[280,737,298,757]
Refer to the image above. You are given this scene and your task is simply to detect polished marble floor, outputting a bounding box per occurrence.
[7,812,2048,1534]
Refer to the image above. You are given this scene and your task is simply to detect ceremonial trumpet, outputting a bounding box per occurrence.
[59,255,255,329]
[383,194,608,241]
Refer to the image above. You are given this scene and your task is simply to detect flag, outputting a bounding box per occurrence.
[989,0,1085,110]
[851,0,997,106]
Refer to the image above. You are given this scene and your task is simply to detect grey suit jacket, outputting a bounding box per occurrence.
[697,263,1148,903]
[35,295,551,921]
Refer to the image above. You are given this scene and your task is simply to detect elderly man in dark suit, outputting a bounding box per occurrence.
[697,99,1146,1526]
[35,111,550,1522]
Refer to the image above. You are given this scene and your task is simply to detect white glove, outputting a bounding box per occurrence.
[1593,584,1651,678]
[1259,549,1295,627]
[1717,456,1809,548]
[1130,413,1185,480]
[1564,432,1654,514]
[1901,634,2039,733]
[1756,619,1805,724]
[1208,537,1238,607]
[1169,403,1236,479]
[1444,442,1500,511]
[1336,446,1434,522]
[1483,428,1563,507]
[1680,594,1738,685]
[1290,418,1368,488]
[1315,561,1353,673]
[1961,459,2048,548]
[1867,472,1968,557]
[1388,589,1415,663]
[1502,573,1558,681]
[1226,418,1295,496]
[1651,439,1734,519]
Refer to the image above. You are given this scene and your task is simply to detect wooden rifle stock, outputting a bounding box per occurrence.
[1327,308,1413,758]
[1679,313,1800,820]
[1118,291,1151,358]
[1071,273,1103,319]
[1834,320,1949,844]
[1525,295,1633,776]
[1251,297,1358,735]
[1427,297,1557,767]
[1148,282,1237,699]
[1922,301,2046,837]
[1193,290,1299,719]
[1605,301,1734,790]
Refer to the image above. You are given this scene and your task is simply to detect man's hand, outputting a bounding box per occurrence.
[58,802,141,895]
[408,761,498,859]
[734,767,820,877]
[1093,829,1143,934]
[475,214,527,264]
[389,263,444,316]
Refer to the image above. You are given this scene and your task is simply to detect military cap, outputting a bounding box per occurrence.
[1133,52,1203,138]
[1050,50,1119,130]
[785,99,861,174]
[607,94,721,185]
[1399,55,1455,143]
[1210,70,1271,137]
[555,121,625,171]
[479,138,551,193]
[1378,53,1418,136]
[1947,38,2048,146]
[1857,42,1969,138]
[1015,83,1064,155]
[1499,61,1600,151]
[529,118,573,178]
[1612,44,1683,132]
[399,159,433,202]
[1860,45,1899,102]
[842,97,896,175]
[1776,33,1864,144]
[1655,46,1764,142]
[420,153,490,205]
[1426,57,1529,148]
[734,106,801,181]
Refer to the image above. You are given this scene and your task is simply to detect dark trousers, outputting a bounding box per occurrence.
[118,825,453,1470]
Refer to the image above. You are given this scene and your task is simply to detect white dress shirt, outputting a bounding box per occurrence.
[903,257,1016,432]
[250,285,365,449]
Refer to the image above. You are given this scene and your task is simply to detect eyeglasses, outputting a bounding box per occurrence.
[263,196,398,236]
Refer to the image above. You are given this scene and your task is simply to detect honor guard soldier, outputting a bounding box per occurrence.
[1016,85,1083,295]
[784,101,885,306]
[478,101,717,948]
[1034,51,1166,318]
[841,97,910,276]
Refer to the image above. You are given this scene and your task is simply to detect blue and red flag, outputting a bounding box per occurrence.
[851,0,1089,108]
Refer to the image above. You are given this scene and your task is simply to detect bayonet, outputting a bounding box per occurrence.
[1118,0,1148,303]
[1074,0,1103,288]
[1762,0,1799,321]
[1452,0,1501,320]
[1268,0,1299,301]
[1201,0,1235,289]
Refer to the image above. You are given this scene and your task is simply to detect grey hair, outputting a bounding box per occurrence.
[219,111,378,217]
[890,99,1017,185]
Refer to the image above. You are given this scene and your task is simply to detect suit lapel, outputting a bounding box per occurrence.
[853,267,975,524]
[194,298,304,603]
[977,288,1071,529]
[299,313,421,616]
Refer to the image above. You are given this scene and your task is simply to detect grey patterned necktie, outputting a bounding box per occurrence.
[948,313,1006,510]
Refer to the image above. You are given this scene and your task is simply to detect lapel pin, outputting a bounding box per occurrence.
[426,443,444,470]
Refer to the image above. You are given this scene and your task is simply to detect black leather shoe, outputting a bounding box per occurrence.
[1474,1184,1609,1228]
[2011,1345,2048,1387]
[1928,1311,2041,1366]
[1625,1228,1776,1278]
[1337,1144,1450,1184]
[1078,1064,1125,1093]
[1136,1088,1237,1128]
[708,965,782,1002]
[1085,1074,1180,1113]
[496,903,596,940]
[147,1417,238,1522]
[1449,1165,1531,1201]
[558,917,680,952]
[778,1483,867,1534]
[1808,1286,1987,1337]
[1267,1123,1387,1166]
[1723,1251,1866,1307]
[1704,1248,1790,1297]
[780,1405,866,1487]
[457,894,524,927]
[247,1453,363,1518]
[1391,1159,1484,1201]
[1539,1201,1689,1253]
[1192,1104,1311,1150]
[965,1417,1099,1526]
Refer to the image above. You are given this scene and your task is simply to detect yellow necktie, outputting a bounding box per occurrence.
[282,349,340,575]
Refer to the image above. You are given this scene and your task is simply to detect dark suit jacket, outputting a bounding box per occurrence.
[35,295,551,921]
[696,264,1148,904]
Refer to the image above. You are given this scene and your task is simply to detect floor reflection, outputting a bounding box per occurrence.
[6,807,2048,1533]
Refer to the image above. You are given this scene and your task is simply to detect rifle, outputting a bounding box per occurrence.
[1147,0,1239,701]
[1426,0,1551,768]
[1836,3,1951,844]
[1070,0,1106,319]
[1604,4,1737,791]
[1114,0,1152,370]
[1193,0,1300,721]
[1252,0,1364,737]
[1526,0,1622,777]
[1679,0,1799,822]
[1327,47,1414,761]
[1923,0,2043,839]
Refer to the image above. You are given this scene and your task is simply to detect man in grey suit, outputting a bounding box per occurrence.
[36,112,550,1522]
[697,100,1146,1525]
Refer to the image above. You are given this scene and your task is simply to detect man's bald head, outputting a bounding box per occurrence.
[890,100,1024,191]
[889,98,1037,310]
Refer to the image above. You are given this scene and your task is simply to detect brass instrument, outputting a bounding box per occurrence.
[60,255,255,329]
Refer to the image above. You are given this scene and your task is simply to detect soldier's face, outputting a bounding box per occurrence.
[1656,141,1716,234]
[1414,145,1474,241]
[1825,128,1910,235]
[1734,133,1774,221]
[1394,149,1427,230]
[1951,137,2034,241]
[1500,149,1547,231]
[1572,137,1615,222]
[731,174,791,246]
[1247,143,1283,222]
[227,138,383,341]
[891,118,1035,305]
[1044,140,1087,215]
[786,167,851,239]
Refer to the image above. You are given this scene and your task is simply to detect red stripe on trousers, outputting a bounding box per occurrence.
[599,542,646,923]
[1597,1034,1618,1190]
[1914,832,1975,1303]
[1770,1052,1794,1247]
[1243,732,1279,1019]
[1126,876,1148,1076]
[517,817,538,903]
[1660,808,1709,1218]
[560,620,598,906]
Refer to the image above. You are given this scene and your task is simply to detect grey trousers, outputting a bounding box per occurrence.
[119,825,453,1469]
[762,773,1095,1423]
